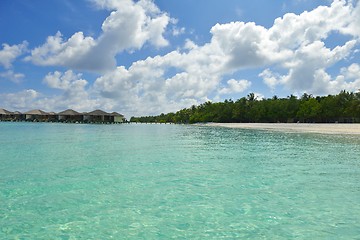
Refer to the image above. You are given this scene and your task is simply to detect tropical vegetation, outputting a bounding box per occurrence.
[130,91,360,124]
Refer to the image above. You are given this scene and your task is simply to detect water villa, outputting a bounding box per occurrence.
[0,108,125,123]
[0,108,14,121]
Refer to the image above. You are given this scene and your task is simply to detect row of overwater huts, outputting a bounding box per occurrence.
[0,108,125,123]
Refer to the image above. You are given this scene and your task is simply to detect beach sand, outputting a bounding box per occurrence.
[200,123,360,135]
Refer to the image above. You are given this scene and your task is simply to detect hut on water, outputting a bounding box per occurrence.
[24,109,53,122]
[0,108,12,121]
[13,111,24,121]
[1,108,126,123]
[57,109,83,122]
[84,109,111,123]
[111,112,125,123]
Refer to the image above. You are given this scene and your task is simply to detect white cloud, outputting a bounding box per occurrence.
[341,0,360,37]
[89,0,360,116]
[260,63,360,96]
[219,79,251,95]
[183,39,198,50]
[94,66,137,100]
[210,21,290,71]
[0,70,25,84]
[4,0,360,117]
[333,63,360,92]
[42,70,101,111]
[341,63,360,79]
[315,66,360,94]
[25,32,96,69]
[279,40,357,93]
[43,70,87,90]
[254,0,360,95]
[270,1,354,49]
[0,89,40,111]
[259,69,284,90]
[172,26,186,36]
[1,70,98,113]
[254,92,265,100]
[90,47,222,116]
[26,0,171,72]
[165,72,217,100]
[0,41,28,69]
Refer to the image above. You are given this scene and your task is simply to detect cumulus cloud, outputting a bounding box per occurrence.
[94,66,137,100]
[4,0,360,117]
[165,72,217,100]
[91,41,227,115]
[0,70,25,84]
[0,42,27,85]
[0,41,28,69]
[89,0,360,116]
[90,47,218,115]
[43,70,87,90]
[25,0,171,72]
[25,32,96,69]
[0,89,40,111]
[1,70,98,112]
[260,62,360,96]
[341,63,360,79]
[326,63,360,93]
[219,79,251,95]
[270,0,355,49]
[341,0,360,37]
[93,57,215,115]
[259,69,284,90]
[279,40,357,93]
[254,0,360,94]
[110,0,355,114]
[208,0,359,74]
[210,22,290,71]
[42,70,102,111]
[0,87,102,113]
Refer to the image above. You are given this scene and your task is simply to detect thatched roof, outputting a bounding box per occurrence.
[58,109,81,115]
[0,108,12,115]
[86,109,110,116]
[24,109,49,115]
[111,112,124,117]
[13,111,22,114]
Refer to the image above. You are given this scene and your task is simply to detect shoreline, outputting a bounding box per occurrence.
[198,123,360,135]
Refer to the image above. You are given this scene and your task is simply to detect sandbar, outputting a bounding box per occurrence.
[200,123,360,135]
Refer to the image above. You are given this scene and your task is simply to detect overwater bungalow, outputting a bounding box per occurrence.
[84,109,111,123]
[24,109,52,122]
[111,112,125,123]
[82,110,125,123]
[12,111,25,121]
[57,109,83,123]
[0,108,126,123]
[0,108,12,121]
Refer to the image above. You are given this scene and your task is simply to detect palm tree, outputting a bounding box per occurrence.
[247,93,256,102]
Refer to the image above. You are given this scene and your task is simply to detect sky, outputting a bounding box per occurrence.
[0,0,360,118]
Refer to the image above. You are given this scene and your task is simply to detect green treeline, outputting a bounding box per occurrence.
[130,91,360,124]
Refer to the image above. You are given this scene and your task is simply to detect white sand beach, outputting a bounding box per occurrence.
[201,123,360,135]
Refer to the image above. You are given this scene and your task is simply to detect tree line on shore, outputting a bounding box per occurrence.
[130,90,360,124]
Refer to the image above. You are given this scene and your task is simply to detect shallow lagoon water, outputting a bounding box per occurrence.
[1,122,360,239]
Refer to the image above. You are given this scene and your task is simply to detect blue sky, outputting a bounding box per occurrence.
[0,0,359,117]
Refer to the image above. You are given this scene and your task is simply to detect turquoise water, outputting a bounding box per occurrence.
[1,122,360,239]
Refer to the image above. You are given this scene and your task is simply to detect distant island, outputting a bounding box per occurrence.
[130,91,360,124]
[0,109,126,124]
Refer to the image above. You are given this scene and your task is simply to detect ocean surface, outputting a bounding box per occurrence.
[1,122,360,239]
